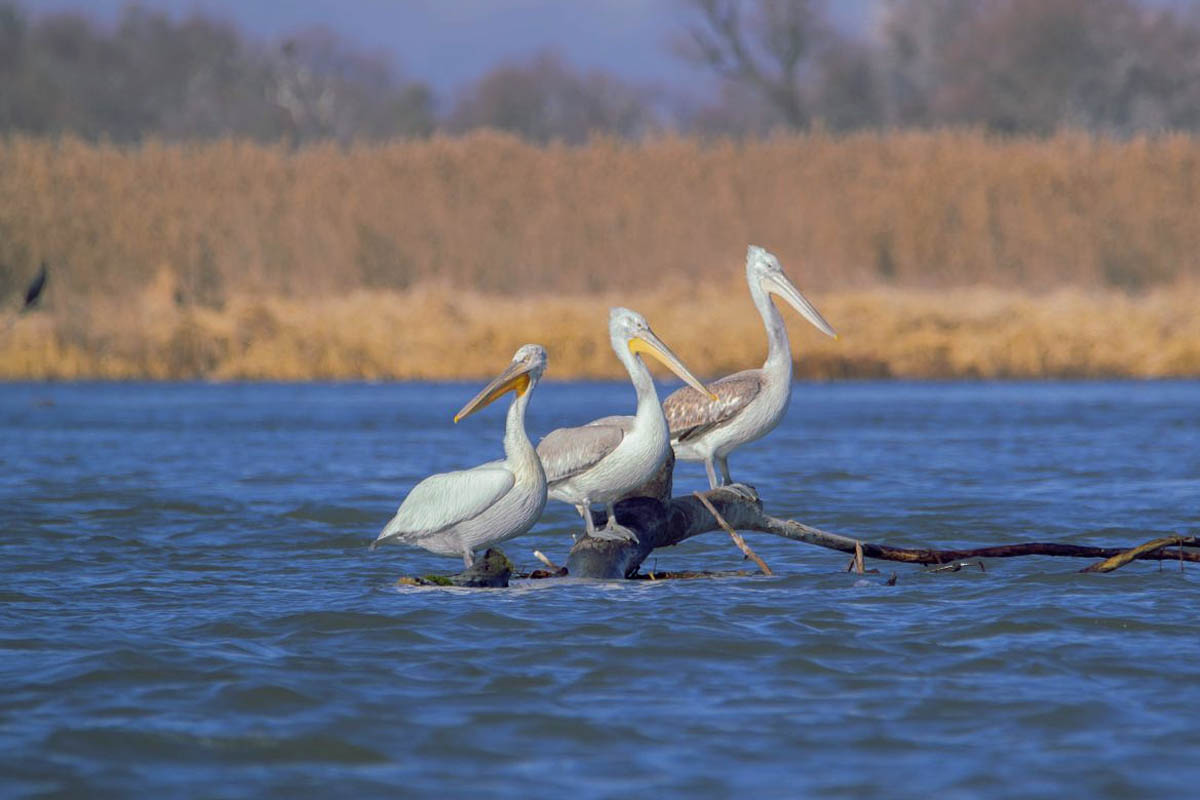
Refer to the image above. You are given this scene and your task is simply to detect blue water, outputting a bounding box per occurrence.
[2,381,1198,799]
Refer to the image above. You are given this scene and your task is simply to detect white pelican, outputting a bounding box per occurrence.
[662,245,837,490]
[537,308,715,542]
[372,344,548,566]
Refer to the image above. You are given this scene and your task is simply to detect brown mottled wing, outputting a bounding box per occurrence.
[663,370,763,443]
[536,422,626,484]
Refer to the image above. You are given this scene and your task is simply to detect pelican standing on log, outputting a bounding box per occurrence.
[537,308,716,543]
[663,246,837,491]
[372,344,548,566]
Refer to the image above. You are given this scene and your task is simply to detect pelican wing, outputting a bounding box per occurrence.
[537,423,625,484]
[585,415,633,431]
[379,465,514,542]
[663,371,763,443]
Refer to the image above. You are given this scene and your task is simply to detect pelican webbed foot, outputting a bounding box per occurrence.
[720,482,759,502]
[589,521,640,544]
[586,503,640,543]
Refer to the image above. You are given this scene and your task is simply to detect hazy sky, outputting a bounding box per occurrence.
[30,0,1190,105]
[30,0,876,100]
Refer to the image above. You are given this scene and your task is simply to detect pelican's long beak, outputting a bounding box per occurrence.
[768,272,838,339]
[629,330,718,400]
[453,359,534,423]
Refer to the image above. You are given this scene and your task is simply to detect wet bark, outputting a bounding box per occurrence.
[564,488,1200,579]
[398,483,1199,586]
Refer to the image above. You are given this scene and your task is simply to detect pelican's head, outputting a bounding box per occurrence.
[453,344,548,423]
[746,245,838,339]
[609,307,716,400]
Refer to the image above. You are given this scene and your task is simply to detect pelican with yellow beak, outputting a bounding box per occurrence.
[372,344,548,566]
[537,308,716,542]
[663,245,837,490]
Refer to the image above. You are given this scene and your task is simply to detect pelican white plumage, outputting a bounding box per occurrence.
[372,344,548,566]
[536,308,715,543]
[662,245,837,490]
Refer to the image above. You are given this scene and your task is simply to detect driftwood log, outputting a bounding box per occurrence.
[397,455,1198,586]
[559,489,1199,579]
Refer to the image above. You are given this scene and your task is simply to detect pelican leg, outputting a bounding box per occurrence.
[704,458,720,490]
[718,456,733,485]
[713,454,758,500]
[574,503,598,542]
[462,547,475,568]
[589,502,640,543]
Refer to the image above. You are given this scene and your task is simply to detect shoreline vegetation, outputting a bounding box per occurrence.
[4,284,1198,381]
[2,131,1199,380]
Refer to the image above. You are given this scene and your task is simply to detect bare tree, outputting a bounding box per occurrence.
[679,81,787,137]
[812,38,884,131]
[270,28,433,144]
[878,0,1200,134]
[675,0,833,128]
[873,0,980,127]
[447,51,658,143]
[0,3,433,144]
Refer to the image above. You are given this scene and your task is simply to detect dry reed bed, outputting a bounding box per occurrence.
[3,131,1199,380]
[4,283,1199,380]
[2,130,1199,305]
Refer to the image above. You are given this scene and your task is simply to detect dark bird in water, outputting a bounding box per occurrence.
[23,263,47,311]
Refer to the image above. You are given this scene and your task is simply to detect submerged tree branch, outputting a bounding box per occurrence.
[693,490,772,575]
[1079,536,1191,574]
[562,488,1200,579]
[398,488,1198,586]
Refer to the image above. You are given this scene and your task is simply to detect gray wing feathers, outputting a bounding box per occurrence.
[663,372,762,442]
[380,466,514,542]
[536,424,626,484]
[585,415,633,431]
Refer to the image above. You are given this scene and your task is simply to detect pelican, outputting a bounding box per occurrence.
[372,344,548,566]
[662,245,837,490]
[537,308,716,542]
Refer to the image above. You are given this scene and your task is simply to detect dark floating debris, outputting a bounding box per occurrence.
[926,561,987,574]
[397,548,514,588]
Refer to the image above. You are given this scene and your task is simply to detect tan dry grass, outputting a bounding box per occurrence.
[3,130,1199,380]
[4,281,1198,380]
[2,130,1200,308]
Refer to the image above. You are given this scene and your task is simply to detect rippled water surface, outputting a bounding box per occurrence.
[3,381,1199,798]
